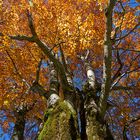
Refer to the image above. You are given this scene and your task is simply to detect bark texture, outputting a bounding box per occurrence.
[38,100,80,140]
[98,0,116,119]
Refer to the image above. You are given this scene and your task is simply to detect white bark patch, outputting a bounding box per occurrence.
[48,94,60,107]
[66,75,73,86]
[64,100,75,114]
[12,135,18,140]
[87,69,95,88]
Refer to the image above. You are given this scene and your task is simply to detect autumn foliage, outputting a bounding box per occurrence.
[0,0,140,139]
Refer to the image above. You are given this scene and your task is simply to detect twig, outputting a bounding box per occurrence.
[113,48,140,53]
[5,50,30,88]
[112,86,138,91]
[115,23,140,41]
[123,116,140,140]
[112,50,123,81]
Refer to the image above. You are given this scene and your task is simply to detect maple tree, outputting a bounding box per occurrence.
[0,0,140,139]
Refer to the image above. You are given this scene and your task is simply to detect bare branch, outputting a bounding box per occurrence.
[59,45,68,73]
[10,35,35,42]
[111,67,140,89]
[35,40,69,91]
[35,57,43,83]
[119,0,125,12]
[49,41,65,52]
[113,48,140,53]
[0,32,35,42]
[26,10,37,37]
[112,86,139,91]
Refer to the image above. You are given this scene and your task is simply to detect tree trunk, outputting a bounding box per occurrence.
[81,87,113,140]
[11,110,26,140]
[38,100,80,140]
[38,59,80,140]
[85,99,104,140]
[84,98,113,140]
[38,93,114,140]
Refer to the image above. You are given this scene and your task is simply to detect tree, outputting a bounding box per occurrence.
[0,0,140,139]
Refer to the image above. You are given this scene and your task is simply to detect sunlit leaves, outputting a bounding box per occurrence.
[115,12,137,30]
[0,0,139,138]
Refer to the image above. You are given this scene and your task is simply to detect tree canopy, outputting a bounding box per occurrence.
[0,0,140,139]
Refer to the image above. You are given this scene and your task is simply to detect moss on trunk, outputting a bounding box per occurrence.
[38,100,80,140]
[86,116,105,140]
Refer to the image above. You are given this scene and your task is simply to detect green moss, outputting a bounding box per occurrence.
[38,100,79,140]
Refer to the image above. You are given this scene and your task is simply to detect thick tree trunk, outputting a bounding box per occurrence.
[38,94,113,140]
[38,100,80,140]
[77,52,114,140]
[84,99,113,140]
[36,60,114,139]
[85,99,104,140]
[38,59,80,140]
[82,88,113,140]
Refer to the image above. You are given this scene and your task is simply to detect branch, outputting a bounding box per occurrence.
[35,40,69,92]
[5,51,47,99]
[0,33,35,42]
[113,48,140,53]
[3,10,69,93]
[111,67,140,89]
[111,0,125,42]
[35,57,43,83]
[5,43,49,100]
[85,49,90,60]
[31,82,49,99]
[26,10,69,91]
[78,50,97,89]
[5,50,30,88]
[98,0,117,119]
[119,0,125,12]
[112,86,139,91]
[26,122,38,136]
[112,50,123,81]
[115,23,140,41]
[10,35,35,42]
[59,44,68,73]
[123,116,140,140]
[49,41,65,52]
[26,10,37,37]
[1,10,69,97]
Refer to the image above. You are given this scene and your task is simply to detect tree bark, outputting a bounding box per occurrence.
[11,108,26,140]
[38,59,80,140]
[98,0,116,120]
[38,100,80,140]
